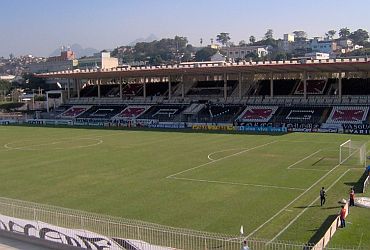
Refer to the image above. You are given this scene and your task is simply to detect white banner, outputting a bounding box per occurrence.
[0,214,174,250]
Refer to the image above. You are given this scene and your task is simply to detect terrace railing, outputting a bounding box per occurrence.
[0,197,363,250]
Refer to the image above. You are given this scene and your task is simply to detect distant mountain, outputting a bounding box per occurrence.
[128,34,158,46]
[49,44,99,58]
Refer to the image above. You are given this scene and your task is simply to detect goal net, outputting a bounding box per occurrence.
[339,140,367,167]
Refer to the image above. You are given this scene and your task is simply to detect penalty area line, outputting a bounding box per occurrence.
[245,161,343,239]
[268,168,351,243]
[170,177,305,191]
[287,150,322,169]
[166,140,278,179]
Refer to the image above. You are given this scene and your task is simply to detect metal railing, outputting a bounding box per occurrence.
[0,197,363,250]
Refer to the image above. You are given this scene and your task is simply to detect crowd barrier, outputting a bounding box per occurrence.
[311,203,350,250]
[0,197,360,250]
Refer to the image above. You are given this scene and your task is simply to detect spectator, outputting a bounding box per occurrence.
[241,240,250,250]
[320,187,326,206]
[349,188,355,207]
[340,205,346,228]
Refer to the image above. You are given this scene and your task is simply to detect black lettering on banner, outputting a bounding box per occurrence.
[112,238,139,250]
[286,110,314,120]
[9,221,36,236]
[0,219,8,230]
[77,235,112,250]
[39,228,82,248]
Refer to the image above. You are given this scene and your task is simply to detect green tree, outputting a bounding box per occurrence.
[339,27,350,39]
[216,33,231,46]
[349,29,369,45]
[325,30,336,40]
[0,80,11,93]
[22,73,48,91]
[195,47,217,61]
[249,36,256,44]
[264,29,274,40]
[239,40,247,46]
[293,30,307,40]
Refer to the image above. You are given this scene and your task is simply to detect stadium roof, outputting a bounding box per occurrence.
[36,58,370,79]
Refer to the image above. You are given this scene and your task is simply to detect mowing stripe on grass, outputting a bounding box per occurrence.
[245,161,343,239]
[166,140,278,179]
[171,177,305,191]
[268,168,351,243]
[287,150,322,169]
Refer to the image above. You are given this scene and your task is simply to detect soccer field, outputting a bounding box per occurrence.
[0,126,368,247]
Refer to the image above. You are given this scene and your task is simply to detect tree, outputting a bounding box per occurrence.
[239,40,246,46]
[349,29,369,45]
[195,47,217,61]
[293,30,307,40]
[339,27,350,39]
[325,30,336,40]
[249,36,256,44]
[264,29,274,40]
[216,33,231,46]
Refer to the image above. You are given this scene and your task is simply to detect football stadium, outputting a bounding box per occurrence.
[1,59,370,249]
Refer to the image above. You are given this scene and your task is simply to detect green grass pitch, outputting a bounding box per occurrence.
[0,126,369,247]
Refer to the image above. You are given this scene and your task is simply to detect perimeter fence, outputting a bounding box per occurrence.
[0,197,365,250]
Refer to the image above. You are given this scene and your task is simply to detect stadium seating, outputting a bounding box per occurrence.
[236,106,278,122]
[326,106,369,124]
[193,104,243,123]
[77,105,126,119]
[138,105,188,122]
[272,107,330,125]
[113,106,150,120]
[342,78,370,95]
[58,106,91,118]
[294,80,327,95]
[187,80,237,96]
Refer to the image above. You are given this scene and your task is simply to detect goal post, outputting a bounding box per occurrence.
[339,139,367,167]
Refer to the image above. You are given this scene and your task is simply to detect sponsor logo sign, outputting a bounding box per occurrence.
[0,214,173,250]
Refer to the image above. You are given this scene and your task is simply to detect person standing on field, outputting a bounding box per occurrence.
[340,205,346,228]
[241,240,250,250]
[349,188,355,206]
[320,187,326,206]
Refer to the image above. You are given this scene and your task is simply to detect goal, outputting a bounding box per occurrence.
[339,140,367,167]
[339,140,367,166]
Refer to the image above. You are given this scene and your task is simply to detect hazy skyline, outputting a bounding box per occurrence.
[1,0,370,57]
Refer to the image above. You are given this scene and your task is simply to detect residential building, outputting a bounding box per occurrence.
[27,49,78,74]
[78,51,118,69]
[310,38,337,55]
[222,45,270,60]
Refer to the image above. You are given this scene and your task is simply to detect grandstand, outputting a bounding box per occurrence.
[0,58,367,249]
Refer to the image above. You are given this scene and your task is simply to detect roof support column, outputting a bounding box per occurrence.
[270,73,274,98]
[338,72,342,100]
[181,75,185,99]
[76,78,80,99]
[143,78,147,99]
[168,76,172,100]
[97,79,101,98]
[119,77,123,99]
[238,72,242,99]
[67,79,71,99]
[303,71,307,99]
[224,73,227,100]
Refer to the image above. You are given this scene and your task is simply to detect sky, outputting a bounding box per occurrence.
[1,0,370,57]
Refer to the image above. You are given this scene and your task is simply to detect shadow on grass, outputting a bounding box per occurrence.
[5,124,288,136]
[294,205,320,209]
[353,171,368,193]
[306,214,338,245]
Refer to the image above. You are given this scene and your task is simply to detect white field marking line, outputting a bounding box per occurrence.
[207,148,249,161]
[287,150,322,169]
[279,140,339,144]
[3,138,103,151]
[245,161,343,239]
[171,177,306,191]
[166,140,278,179]
[268,168,351,243]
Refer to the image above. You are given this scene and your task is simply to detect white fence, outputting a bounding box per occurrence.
[0,197,364,250]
